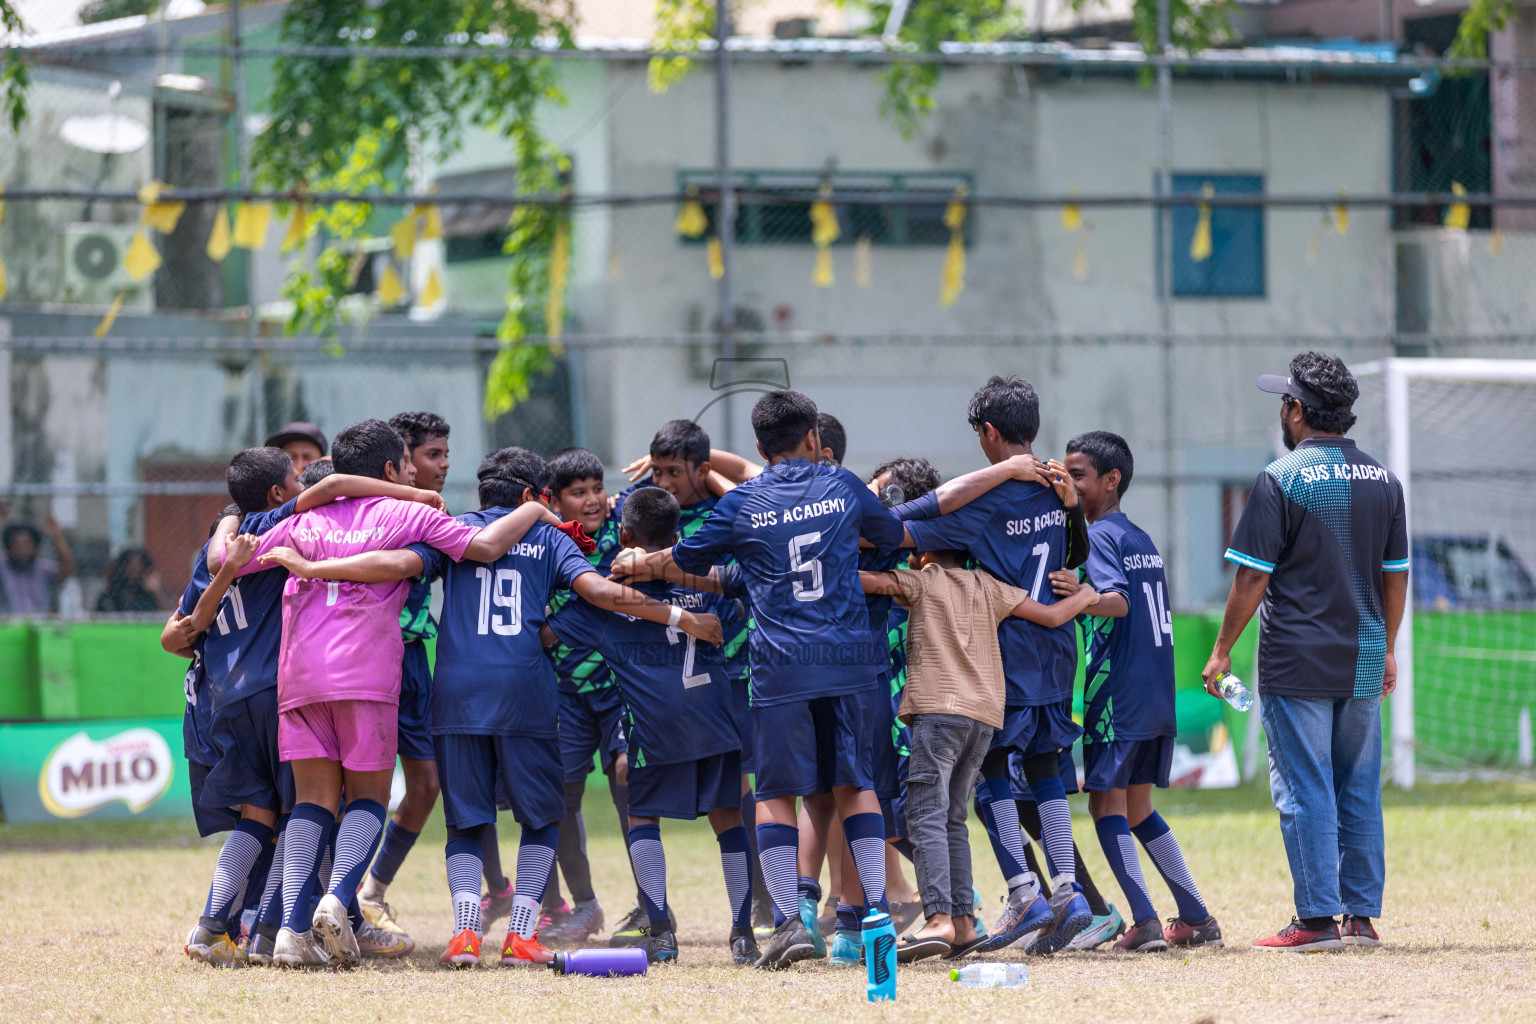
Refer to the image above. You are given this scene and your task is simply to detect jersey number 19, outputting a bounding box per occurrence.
[476,567,523,636]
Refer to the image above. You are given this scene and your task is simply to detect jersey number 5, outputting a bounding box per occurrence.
[475,567,523,636]
[1142,580,1174,647]
[667,624,712,688]
[789,531,824,603]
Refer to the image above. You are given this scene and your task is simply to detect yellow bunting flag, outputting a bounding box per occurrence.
[1445,182,1470,231]
[0,255,6,301]
[123,229,162,281]
[231,202,272,250]
[1062,201,1083,233]
[282,203,308,252]
[939,187,967,307]
[1333,190,1349,235]
[390,211,418,260]
[809,191,839,288]
[0,184,6,227]
[1189,183,1214,263]
[812,247,834,288]
[421,267,443,307]
[854,235,872,288]
[707,236,724,280]
[676,189,708,239]
[419,204,444,241]
[377,262,406,307]
[206,205,232,261]
[140,181,185,234]
[93,293,125,338]
[545,219,570,341]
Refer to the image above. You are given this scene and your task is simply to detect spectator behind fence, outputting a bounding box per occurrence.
[96,547,162,614]
[0,517,77,616]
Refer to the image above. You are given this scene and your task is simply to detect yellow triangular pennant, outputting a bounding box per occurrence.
[419,204,443,241]
[93,293,125,338]
[1189,183,1214,263]
[390,212,418,260]
[206,205,232,262]
[1333,190,1349,235]
[545,219,569,339]
[939,233,965,307]
[809,196,840,248]
[1062,202,1083,233]
[1445,181,1470,231]
[812,246,834,288]
[854,235,871,288]
[282,203,308,252]
[123,229,162,281]
[0,185,6,228]
[377,262,406,307]
[230,202,272,250]
[141,200,186,235]
[0,254,7,301]
[676,190,708,239]
[707,236,724,280]
[136,181,164,205]
[943,187,968,233]
[421,267,443,307]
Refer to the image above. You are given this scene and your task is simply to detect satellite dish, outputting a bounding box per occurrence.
[60,113,151,155]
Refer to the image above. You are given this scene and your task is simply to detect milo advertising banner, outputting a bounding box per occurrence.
[0,718,191,824]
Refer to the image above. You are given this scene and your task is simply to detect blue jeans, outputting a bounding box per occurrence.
[1261,694,1385,919]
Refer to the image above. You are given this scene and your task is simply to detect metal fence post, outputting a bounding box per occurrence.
[1156,0,1177,596]
[715,0,737,451]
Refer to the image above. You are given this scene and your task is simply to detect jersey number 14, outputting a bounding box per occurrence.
[1142,580,1174,647]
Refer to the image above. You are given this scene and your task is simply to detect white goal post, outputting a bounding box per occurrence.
[1354,358,1536,789]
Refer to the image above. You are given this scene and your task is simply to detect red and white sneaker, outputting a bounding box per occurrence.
[501,930,555,966]
[1252,917,1344,952]
[1341,915,1381,947]
[439,928,481,968]
[1164,915,1224,948]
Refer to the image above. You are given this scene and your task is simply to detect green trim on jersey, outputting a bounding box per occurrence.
[548,516,624,694]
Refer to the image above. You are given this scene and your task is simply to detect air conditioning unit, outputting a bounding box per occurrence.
[61,223,143,303]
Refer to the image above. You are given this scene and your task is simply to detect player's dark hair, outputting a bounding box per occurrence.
[1289,350,1359,434]
[209,503,241,538]
[649,419,710,466]
[967,375,1040,444]
[621,486,680,550]
[226,446,294,515]
[869,456,941,506]
[751,389,819,458]
[921,548,969,567]
[548,447,606,495]
[477,447,550,509]
[298,459,335,488]
[1066,431,1134,496]
[389,411,450,453]
[332,419,407,480]
[817,413,847,466]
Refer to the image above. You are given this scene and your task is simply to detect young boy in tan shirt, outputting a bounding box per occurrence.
[859,551,1099,960]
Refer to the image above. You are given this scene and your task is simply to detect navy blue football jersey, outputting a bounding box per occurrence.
[413,512,595,735]
[547,578,741,766]
[177,546,219,765]
[1081,513,1177,743]
[672,460,905,706]
[548,511,624,695]
[202,498,297,710]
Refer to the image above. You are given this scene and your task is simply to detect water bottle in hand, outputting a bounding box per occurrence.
[949,962,1029,989]
[1215,671,1254,712]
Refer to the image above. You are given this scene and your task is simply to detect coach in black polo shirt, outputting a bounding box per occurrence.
[1202,351,1409,952]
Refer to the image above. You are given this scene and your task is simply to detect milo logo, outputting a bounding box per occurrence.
[38,727,175,818]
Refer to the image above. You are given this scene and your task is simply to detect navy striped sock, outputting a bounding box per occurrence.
[627,824,669,927]
[368,820,419,886]
[1132,811,1208,923]
[1095,814,1156,923]
[511,823,559,938]
[325,799,386,903]
[1030,776,1076,885]
[241,833,276,918]
[843,812,887,912]
[835,903,861,931]
[446,830,485,936]
[281,803,332,932]
[755,822,799,926]
[717,826,753,930]
[203,820,271,926]
[975,777,1033,891]
[255,826,286,931]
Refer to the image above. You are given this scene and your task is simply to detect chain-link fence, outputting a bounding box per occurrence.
[6,1,1536,624]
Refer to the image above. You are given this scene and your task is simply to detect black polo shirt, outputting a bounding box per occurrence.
[1225,437,1409,700]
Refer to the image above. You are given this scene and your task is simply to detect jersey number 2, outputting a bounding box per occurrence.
[476,567,523,636]
[1142,580,1174,646]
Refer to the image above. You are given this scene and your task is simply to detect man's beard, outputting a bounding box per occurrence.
[1281,409,1297,451]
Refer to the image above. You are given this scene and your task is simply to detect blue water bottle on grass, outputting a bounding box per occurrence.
[863,908,897,1002]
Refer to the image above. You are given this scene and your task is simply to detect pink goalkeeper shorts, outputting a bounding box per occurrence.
[279,699,398,771]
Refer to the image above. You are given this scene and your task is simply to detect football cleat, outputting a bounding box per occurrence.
[1067,905,1126,951]
[638,928,679,963]
[1114,916,1168,952]
[1165,914,1225,948]
[358,894,409,937]
[439,928,482,968]
[730,926,761,965]
[272,927,331,969]
[828,928,864,966]
[755,915,819,970]
[501,930,555,966]
[310,894,361,968]
[357,920,414,958]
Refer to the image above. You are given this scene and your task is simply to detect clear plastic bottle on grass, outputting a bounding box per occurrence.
[949,963,1029,989]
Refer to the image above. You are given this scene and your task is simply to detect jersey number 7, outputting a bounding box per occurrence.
[667,623,712,688]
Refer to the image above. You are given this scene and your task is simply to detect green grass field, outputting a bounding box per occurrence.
[2,782,1533,1023]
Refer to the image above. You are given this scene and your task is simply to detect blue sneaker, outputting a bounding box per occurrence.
[799,897,827,958]
[1037,877,1093,954]
[1067,904,1125,951]
[977,884,1054,952]
[972,887,989,940]
[829,927,863,966]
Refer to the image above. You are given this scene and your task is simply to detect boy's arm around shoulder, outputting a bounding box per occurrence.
[461,501,563,562]
[297,473,447,514]
[1002,571,1099,628]
[259,546,426,583]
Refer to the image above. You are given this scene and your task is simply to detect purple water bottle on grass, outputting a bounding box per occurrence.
[549,947,648,976]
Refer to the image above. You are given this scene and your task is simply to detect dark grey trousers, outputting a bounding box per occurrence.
[905,713,994,919]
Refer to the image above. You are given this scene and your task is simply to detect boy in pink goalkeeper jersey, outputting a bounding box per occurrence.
[233,419,557,969]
